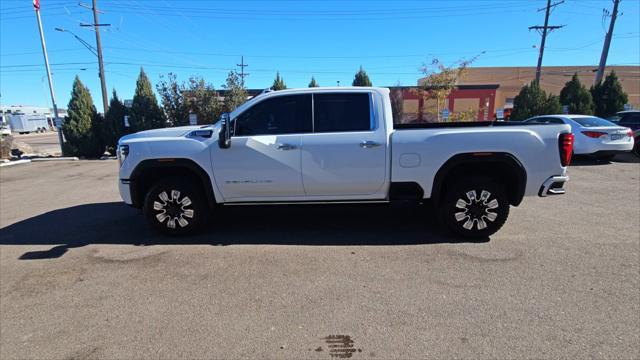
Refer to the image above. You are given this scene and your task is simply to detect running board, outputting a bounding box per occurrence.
[223,200,390,206]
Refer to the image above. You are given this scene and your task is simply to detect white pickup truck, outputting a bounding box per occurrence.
[117,87,574,238]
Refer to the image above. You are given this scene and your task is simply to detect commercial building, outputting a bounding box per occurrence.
[409,65,639,121]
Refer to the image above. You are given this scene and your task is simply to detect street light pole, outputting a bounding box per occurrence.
[34,1,64,154]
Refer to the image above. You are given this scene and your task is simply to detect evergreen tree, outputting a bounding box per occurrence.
[543,94,563,115]
[352,66,372,87]
[559,73,594,115]
[130,68,165,131]
[61,76,105,157]
[103,90,128,155]
[308,76,319,87]
[511,81,562,121]
[591,71,628,118]
[222,71,248,113]
[271,72,287,90]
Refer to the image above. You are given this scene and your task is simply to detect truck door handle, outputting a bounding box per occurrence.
[276,143,296,150]
[360,141,381,148]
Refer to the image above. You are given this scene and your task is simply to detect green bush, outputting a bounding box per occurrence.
[559,73,594,115]
[511,81,562,121]
[591,71,628,118]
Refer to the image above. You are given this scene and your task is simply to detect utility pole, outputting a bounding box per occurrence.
[595,0,621,84]
[80,0,109,114]
[237,56,249,87]
[529,0,564,84]
[33,0,64,154]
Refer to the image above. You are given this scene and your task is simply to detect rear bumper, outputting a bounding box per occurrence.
[575,139,634,154]
[539,175,569,197]
[589,149,632,156]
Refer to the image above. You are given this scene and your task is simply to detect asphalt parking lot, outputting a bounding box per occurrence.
[0,155,638,359]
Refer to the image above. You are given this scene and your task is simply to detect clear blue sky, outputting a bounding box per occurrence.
[1,0,639,113]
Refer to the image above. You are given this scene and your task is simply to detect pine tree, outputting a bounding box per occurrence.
[272,72,287,90]
[591,71,628,118]
[61,76,105,157]
[103,90,128,155]
[222,71,248,113]
[559,73,594,115]
[511,81,562,121]
[352,66,372,87]
[130,68,165,131]
[308,76,319,87]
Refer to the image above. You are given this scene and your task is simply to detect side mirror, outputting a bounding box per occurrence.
[218,113,231,149]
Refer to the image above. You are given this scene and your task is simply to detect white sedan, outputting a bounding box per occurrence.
[523,115,634,160]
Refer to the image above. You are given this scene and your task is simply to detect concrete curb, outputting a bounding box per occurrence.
[0,159,32,167]
[30,157,79,162]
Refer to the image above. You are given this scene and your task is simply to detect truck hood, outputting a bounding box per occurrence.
[119,125,214,143]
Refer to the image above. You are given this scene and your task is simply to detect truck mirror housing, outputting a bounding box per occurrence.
[218,113,231,149]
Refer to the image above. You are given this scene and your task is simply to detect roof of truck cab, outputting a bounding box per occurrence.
[230,86,389,117]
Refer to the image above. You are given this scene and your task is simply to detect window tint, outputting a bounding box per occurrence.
[620,113,640,124]
[313,93,371,132]
[234,95,312,136]
[571,116,617,127]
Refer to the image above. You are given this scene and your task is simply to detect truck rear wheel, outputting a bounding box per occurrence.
[439,177,509,238]
[143,177,208,236]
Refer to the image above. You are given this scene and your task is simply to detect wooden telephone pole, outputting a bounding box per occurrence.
[529,0,564,84]
[80,0,110,114]
[595,0,621,85]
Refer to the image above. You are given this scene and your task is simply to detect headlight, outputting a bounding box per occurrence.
[117,144,129,166]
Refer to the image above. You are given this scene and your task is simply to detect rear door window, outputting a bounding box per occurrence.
[234,95,312,136]
[313,93,372,132]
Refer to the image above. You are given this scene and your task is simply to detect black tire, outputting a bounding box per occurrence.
[633,140,640,158]
[439,177,509,238]
[143,177,208,236]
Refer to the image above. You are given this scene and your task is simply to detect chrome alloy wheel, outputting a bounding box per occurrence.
[153,190,194,229]
[454,190,499,231]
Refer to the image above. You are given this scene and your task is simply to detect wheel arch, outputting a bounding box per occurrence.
[431,152,527,207]
[129,158,218,209]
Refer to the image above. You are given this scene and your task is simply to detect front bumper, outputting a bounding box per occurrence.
[119,179,133,205]
[539,175,569,197]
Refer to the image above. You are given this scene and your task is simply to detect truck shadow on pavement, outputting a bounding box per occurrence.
[0,202,483,259]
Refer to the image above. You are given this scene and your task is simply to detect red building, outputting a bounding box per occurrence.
[389,84,500,123]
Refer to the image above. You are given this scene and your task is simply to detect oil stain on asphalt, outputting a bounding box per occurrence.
[321,335,362,358]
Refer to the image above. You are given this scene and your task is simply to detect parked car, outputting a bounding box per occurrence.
[608,110,640,157]
[117,87,574,238]
[523,115,634,160]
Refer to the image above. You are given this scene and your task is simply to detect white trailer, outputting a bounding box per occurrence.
[9,114,50,134]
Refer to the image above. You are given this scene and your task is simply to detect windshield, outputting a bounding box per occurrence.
[572,116,617,127]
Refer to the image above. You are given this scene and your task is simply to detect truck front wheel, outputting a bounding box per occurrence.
[440,177,509,239]
[143,177,208,236]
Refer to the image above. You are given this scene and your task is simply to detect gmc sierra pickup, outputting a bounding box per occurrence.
[117,87,574,238]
